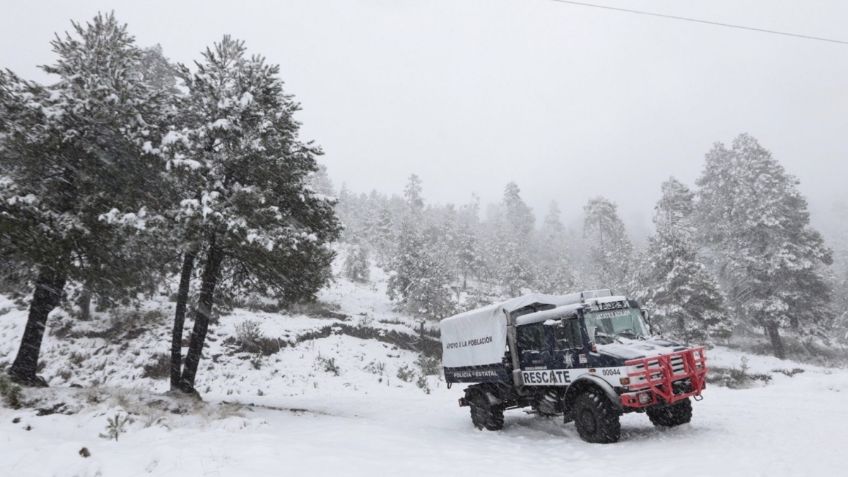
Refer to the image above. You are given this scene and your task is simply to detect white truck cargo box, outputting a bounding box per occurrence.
[440,293,586,383]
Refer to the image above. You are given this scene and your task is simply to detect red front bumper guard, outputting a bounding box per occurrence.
[620,347,707,408]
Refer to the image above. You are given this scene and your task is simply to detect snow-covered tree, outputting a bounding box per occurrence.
[825,202,848,344]
[386,221,455,320]
[308,164,335,198]
[582,197,633,291]
[454,197,485,291]
[0,14,172,385]
[385,176,456,319]
[158,36,340,393]
[489,183,536,297]
[343,242,370,283]
[534,201,573,294]
[139,44,178,93]
[636,178,729,343]
[403,174,424,218]
[695,134,832,358]
[503,182,534,237]
[370,204,398,266]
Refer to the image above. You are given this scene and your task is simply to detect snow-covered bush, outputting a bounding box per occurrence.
[363,360,386,377]
[231,320,283,356]
[415,374,430,394]
[317,356,341,376]
[142,353,171,380]
[99,413,131,441]
[0,374,22,409]
[235,321,264,347]
[396,365,415,383]
[415,354,440,376]
[707,357,772,389]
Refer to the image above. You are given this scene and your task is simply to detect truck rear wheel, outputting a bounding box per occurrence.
[647,398,692,427]
[469,399,504,431]
[573,389,621,443]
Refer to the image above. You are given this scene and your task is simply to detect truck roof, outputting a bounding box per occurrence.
[440,290,623,329]
[590,295,629,305]
[514,303,585,326]
[513,295,629,326]
[440,293,581,327]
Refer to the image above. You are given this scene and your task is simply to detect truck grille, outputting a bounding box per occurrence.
[621,348,707,407]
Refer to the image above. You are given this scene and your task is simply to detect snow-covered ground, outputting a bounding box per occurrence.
[1,264,847,477]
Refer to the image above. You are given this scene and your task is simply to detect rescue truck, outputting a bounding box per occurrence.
[440,290,707,443]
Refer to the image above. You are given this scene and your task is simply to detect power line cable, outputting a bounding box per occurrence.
[549,0,848,45]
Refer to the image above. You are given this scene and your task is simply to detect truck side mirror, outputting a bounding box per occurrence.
[641,309,654,335]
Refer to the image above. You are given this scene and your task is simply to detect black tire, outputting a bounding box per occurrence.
[572,389,621,443]
[469,399,504,431]
[647,398,692,427]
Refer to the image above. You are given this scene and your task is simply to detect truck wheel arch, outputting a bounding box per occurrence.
[465,383,505,407]
[563,376,622,417]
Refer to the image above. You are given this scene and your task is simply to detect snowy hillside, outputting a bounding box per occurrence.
[1,261,846,477]
[0,262,440,398]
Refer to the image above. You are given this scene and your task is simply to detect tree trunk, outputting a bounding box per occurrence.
[170,250,196,391]
[676,316,689,345]
[7,266,66,386]
[179,238,224,394]
[765,321,786,360]
[77,288,92,321]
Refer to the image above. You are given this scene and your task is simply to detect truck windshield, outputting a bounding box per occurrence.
[584,308,648,344]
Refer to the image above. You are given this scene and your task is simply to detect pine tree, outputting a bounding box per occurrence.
[489,183,536,297]
[417,224,458,318]
[386,176,456,319]
[0,14,172,385]
[826,202,848,344]
[139,45,178,93]
[582,197,633,291]
[386,222,455,319]
[371,204,398,266]
[454,197,485,291]
[637,178,729,343]
[335,184,356,237]
[158,36,340,393]
[308,164,335,198]
[404,174,424,218]
[695,134,832,358]
[343,242,370,283]
[534,201,574,294]
[503,182,535,237]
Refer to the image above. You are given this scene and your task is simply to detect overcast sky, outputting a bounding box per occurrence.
[2,0,847,240]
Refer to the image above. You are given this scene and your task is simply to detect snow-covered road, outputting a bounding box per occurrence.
[2,361,846,477]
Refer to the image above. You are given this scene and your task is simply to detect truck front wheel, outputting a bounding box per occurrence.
[573,389,621,443]
[647,398,692,427]
[469,399,504,431]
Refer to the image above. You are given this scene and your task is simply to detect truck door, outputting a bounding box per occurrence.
[516,323,547,369]
[552,318,583,368]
